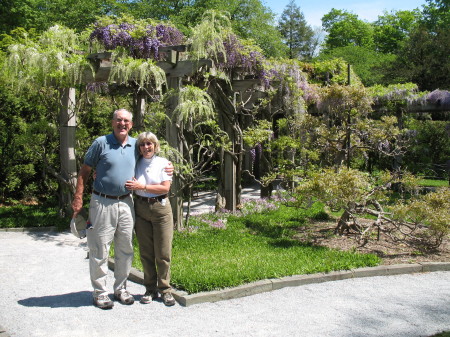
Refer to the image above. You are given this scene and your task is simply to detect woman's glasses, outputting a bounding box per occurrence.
[139,142,154,147]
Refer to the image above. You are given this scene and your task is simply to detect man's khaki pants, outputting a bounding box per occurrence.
[87,194,135,298]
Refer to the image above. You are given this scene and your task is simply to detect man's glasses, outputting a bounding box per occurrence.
[115,118,131,124]
[139,142,154,147]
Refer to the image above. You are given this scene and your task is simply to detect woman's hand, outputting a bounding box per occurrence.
[125,177,143,191]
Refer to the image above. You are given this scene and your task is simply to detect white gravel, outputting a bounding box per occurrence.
[0,230,449,337]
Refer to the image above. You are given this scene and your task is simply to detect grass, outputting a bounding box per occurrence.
[418,178,449,187]
[131,201,381,294]
[0,203,69,230]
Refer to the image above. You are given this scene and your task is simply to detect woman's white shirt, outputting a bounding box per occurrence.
[135,156,172,198]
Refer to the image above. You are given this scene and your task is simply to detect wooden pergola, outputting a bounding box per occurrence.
[59,46,267,228]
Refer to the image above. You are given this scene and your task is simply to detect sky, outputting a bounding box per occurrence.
[262,0,428,27]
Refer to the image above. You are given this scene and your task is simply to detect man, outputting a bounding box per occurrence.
[72,108,171,309]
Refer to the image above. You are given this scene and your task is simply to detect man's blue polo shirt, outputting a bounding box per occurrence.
[84,133,138,196]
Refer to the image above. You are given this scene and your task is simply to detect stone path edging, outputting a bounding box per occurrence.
[108,258,450,307]
[0,226,57,232]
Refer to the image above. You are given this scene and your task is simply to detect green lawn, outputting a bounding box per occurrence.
[132,203,381,294]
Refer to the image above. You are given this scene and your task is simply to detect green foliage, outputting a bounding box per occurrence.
[317,46,396,86]
[403,119,450,177]
[392,23,450,91]
[295,168,449,249]
[243,120,272,148]
[309,58,362,86]
[392,187,450,247]
[0,70,61,202]
[373,9,421,54]
[296,167,373,211]
[0,0,123,34]
[226,0,287,58]
[321,9,374,50]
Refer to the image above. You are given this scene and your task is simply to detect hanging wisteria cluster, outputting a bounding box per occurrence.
[90,21,185,60]
[217,34,265,77]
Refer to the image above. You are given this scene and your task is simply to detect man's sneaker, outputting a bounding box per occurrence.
[93,294,114,309]
[114,289,135,305]
[140,290,158,304]
[162,292,176,306]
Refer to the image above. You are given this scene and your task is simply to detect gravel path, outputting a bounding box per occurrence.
[0,230,449,337]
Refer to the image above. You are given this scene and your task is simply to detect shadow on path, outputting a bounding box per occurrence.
[18,291,92,308]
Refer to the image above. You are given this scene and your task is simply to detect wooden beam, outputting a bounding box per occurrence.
[157,59,212,77]
[81,57,212,83]
[231,79,260,92]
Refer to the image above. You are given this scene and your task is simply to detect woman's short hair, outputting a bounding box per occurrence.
[137,132,160,153]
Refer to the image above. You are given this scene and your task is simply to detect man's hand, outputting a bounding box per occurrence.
[165,162,174,176]
[72,196,83,218]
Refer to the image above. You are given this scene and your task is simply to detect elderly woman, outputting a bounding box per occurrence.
[125,132,175,306]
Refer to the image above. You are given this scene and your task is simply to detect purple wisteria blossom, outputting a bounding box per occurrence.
[90,22,185,60]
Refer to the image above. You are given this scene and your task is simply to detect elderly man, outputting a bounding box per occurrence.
[72,108,172,309]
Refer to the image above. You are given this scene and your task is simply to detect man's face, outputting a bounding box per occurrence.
[112,111,133,138]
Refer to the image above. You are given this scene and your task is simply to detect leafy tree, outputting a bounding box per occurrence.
[227,0,287,58]
[277,0,314,60]
[380,0,450,90]
[321,9,374,50]
[388,24,450,91]
[373,9,421,54]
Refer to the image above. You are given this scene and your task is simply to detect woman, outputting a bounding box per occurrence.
[125,132,176,306]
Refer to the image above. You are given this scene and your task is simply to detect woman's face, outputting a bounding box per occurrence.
[139,140,155,159]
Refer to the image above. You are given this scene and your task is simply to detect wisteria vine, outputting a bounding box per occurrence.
[90,21,185,60]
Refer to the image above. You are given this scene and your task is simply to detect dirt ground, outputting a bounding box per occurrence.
[294,219,450,265]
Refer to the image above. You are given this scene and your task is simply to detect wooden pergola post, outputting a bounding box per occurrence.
[133,91,146,132]
[59,87,77,215]
[166,76,184,229]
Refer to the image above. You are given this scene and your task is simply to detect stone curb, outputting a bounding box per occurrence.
[0,226,57,232]
[108,258,450,307]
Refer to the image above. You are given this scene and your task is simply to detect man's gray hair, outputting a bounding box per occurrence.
[113,109,133,121]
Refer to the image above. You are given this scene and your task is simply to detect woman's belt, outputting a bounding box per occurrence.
[135,194,167,203]
[93,190,130,200]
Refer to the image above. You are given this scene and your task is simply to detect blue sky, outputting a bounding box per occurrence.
[262,0,427,27]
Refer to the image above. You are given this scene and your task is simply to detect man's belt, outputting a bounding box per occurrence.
[135,194,167,203]
[93,190,130,200]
